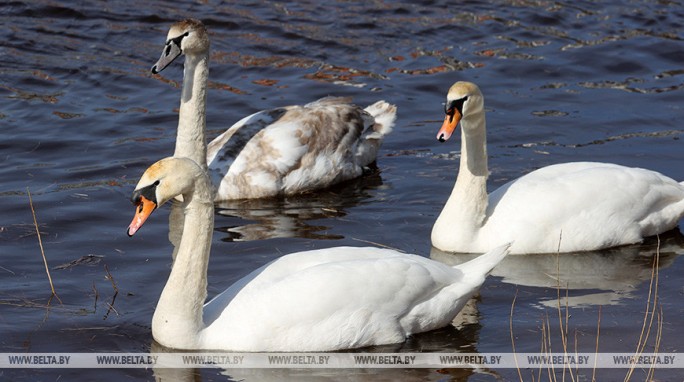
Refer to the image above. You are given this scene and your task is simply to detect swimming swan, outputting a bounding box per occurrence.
[151,19,396,201]
[432,81,684,254]
[127,157,510,351]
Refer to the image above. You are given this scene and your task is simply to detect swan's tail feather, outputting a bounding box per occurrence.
[364,101,396,140]
[355,101,396,167]
[454,243,511,277]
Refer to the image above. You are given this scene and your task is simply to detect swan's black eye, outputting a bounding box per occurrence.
[445,96,469,117]
[131,181,160,205]
[166,31,190,52]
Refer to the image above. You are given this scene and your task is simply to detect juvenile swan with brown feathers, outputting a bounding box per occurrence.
[151,19,396,200]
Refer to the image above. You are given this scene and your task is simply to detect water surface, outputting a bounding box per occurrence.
[2,1,684,381]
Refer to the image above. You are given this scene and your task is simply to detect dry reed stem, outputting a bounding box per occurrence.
[650,306,663,380]
[564,287,576,382]
[103,264,119,319]
[28,187,62,304]
[543,313,555,382]
[509,290,524,382]
[105,301,120,317]
[554,252,576,382]
[552,233,577,382]
[92,281,99,312]
[0,297,61,309]
[592,306,601,382]
[624,236,662,382]
[573,330,580,380]
[644,306,663,381]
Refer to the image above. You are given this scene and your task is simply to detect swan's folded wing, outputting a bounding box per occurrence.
[206,107,289,169]
[201,247,468,350]
[208,99,388,199]
[485,162,684,252]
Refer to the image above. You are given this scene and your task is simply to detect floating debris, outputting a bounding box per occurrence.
[53,254,104,270]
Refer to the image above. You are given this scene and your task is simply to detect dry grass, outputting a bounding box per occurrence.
[103,264,120,319]
[510,236,664,382]
[510,291,524,381]
[1,262,121,322]
[2,190,122,321]
[624,237,663,382]
[28,187,62,304]
[0,297,65,310]
[592,305,601,382]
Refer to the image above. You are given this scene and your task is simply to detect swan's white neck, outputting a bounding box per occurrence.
[152,175,214,349]
[432,112,489,248]
[175,53,209,171]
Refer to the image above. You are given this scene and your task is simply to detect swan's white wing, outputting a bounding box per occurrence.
[201,247,480,351]
[483,162,684,253]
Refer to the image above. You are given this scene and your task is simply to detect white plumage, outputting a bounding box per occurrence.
[432,81,684,254]
[127,157,510,351]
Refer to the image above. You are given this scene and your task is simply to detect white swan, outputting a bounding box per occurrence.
[432,81,684,254]
[151,19,396,201]
[126,156,509,351]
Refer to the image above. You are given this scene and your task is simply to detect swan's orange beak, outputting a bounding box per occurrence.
[436,109,461,142]
[127,196,157,237]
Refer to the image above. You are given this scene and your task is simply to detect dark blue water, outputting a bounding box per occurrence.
[2,1,684,380]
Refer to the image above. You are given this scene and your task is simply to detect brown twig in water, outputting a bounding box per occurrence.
[104,264,118,294]
[92,281,99,313]
[103,264,119,319]
[105,301,120,317]
[28,187,61,304]
[0,297,56,309]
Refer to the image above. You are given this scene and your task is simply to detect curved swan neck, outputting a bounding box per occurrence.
[452,112,489,222]
[152,173,214,349]
[432,111,489,246]
[175,52,209,171]
[458,113,488,178]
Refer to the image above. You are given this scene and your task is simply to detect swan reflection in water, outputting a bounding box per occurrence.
[213,170,384,242]
[431,229,684,308]
[165,170,383,264]
[150,308,496,382]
